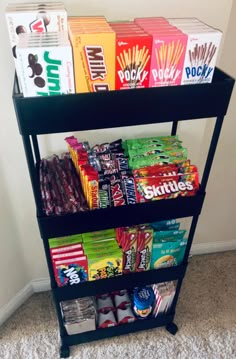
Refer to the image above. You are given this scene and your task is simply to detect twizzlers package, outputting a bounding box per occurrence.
[136,226,153,272]
[135,173,199,202]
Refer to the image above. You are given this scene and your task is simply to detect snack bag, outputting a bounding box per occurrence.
[153,229,186,242]
[150,239,187,269]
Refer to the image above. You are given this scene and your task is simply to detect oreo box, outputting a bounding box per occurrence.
[16,33,75,97]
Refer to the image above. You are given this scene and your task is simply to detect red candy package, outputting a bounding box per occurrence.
[135,172,199,202]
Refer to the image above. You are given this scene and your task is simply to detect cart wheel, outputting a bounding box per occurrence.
[166,322,178,335]
[60,345,70,358]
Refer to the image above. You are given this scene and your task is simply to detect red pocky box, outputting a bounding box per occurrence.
[135,173,199,202]
[114,32,153,89]
[136,225,153,271]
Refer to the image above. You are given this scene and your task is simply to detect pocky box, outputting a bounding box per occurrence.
[114,33,152,89]
[179,28,222,84]
[149,30,188,87]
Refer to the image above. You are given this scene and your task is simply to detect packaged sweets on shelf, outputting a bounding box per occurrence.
[152,281,176,316]
[135,225,153,272]
[64,134,199,211]
[5,2,67,90]
[61,297,96,335]
[109,21,152,90]
[133,287,155,319]
[16,31,75,97]
[68,17,116,93]
[168,20,222,85]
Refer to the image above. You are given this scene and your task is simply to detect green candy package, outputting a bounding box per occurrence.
[150,238,187,269]
[128,147,186,160]
[153,229,186,243]
[49,234,83,249]
[82,229,116,242]
[129,154,188,170]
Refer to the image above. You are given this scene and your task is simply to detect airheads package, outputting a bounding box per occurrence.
[82,229,116,243]
[88,251,122,281]
[16,33,75,97]
[54,256,88,287]
[49,234,83,249]
[150,238,187,269]
[136,226,153,272]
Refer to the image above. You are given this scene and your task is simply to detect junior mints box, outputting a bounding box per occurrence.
[16,33,75,97]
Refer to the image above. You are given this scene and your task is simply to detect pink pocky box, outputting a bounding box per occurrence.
[148,29,188,87]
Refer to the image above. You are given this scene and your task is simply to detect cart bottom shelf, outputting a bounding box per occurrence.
[62,312,176,348]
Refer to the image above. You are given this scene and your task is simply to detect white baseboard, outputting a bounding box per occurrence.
[31,277,50,293]
[0,282,33,327]
[0,241,235,327]
[191,239,236,255]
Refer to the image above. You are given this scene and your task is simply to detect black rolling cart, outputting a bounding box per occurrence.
[12,68,234,358]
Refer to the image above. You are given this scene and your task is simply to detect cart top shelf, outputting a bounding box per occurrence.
[13,68,234,136]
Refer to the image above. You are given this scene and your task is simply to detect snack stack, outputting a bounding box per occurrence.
[152,282,176,316]
[68,17,116,93]
[61,297,96,335]
[150,219,187,269]
[97,290,135,328]
[81,229,123,281]
[135,17,188,87]
[109,21,152,89]
[49,234,88,287]
[39,153,87,216]
[167,18,222,84]
[124,135,199,202]
[116,227,138,274]
[16,31,75,97]
[5,2,67,89]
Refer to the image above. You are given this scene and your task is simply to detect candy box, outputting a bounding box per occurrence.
[69,24,116,93]
[148,30,188,87]
[16,37,75,97]
[114,32,152,89]
[151,219,180,231]
[119,227,138,273]
[136,225,153,271]
[88,250,122,281]
[54,255,88,286]
[179,28,222,84]
[5,6,67,47]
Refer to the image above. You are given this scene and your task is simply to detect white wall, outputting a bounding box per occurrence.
[0,0,235,311]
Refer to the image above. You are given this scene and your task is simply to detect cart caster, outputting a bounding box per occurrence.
[60,345,70,358]
[166,322,178,335]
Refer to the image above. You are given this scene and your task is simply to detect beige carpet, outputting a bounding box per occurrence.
[0,251,236,359]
